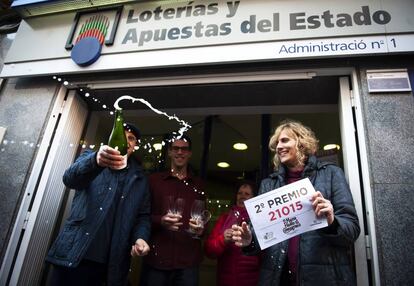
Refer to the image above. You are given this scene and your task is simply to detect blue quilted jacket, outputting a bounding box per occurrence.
[244,155,360,286]
[46,150,151,286]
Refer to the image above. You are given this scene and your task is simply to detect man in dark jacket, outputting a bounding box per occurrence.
[46,123,151,286]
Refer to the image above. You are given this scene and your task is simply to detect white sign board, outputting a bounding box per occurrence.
[2,0,414,77]
[244,178,327,250]
[367,70,412,93]
[5,0,414,63]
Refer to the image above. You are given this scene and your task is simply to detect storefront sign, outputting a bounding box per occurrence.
[244,178,328,250]
[120,2,392,49]
[2,0,414,76]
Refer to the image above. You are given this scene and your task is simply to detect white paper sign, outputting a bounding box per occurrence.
[244,178,328,250]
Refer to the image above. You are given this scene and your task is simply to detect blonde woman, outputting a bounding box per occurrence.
[232,120,360,286]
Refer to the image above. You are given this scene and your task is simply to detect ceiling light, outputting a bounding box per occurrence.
[153,143,162,151]
[323,144,340,150]
[217,162,230,168]
[233,143,248,150]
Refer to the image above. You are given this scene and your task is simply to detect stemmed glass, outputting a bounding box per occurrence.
[221,208,249,233]
[175,198,185,216]
[166,196,185,216]
[234,209,249,226]
[187,199,211,239]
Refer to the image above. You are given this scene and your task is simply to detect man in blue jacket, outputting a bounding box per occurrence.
[46,123,151,286]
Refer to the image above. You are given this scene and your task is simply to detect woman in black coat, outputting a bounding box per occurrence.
[232,120,360,286]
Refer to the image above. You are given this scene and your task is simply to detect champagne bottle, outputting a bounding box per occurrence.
[108,109,128,155]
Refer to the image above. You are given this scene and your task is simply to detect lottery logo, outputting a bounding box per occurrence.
[70,15,110,66]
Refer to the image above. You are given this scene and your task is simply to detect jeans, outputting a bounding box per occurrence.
[140,263,199,286]
[48,259,107,286]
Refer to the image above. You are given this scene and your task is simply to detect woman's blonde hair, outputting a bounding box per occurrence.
[269,120,319,169]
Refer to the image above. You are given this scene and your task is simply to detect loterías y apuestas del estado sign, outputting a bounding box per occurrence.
[121,1,392,48]
[58,0,414,68]
[4,0,411,74]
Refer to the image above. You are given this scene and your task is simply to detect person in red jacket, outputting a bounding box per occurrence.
[204,181,260,286]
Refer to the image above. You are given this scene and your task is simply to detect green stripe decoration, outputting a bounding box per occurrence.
[75,14,109,44]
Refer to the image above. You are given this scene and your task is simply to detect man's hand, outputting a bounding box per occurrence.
[232,222,252,247]
[96,145,126,169]
[161,213,183,231]
[131,239,150,257]
[188,218,204,236]
[311,191,335,225]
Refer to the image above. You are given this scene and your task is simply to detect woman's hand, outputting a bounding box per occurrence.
[311,191,334,225]
[223,229,233,243]
[231,222,252,247]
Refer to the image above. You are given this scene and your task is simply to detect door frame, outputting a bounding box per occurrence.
[339,76,371,285]
[349,72,381,285]
[0,89,88,285]
[86,67,380,286]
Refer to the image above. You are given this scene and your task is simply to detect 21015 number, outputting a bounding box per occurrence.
[268,201,303,221]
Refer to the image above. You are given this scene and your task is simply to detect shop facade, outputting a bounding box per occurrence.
[0,0,413,285]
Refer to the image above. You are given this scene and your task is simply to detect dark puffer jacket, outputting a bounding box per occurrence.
[244,156,360,286]
[46,150,151,286]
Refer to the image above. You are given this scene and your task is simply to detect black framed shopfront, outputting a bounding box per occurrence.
[0,1,413,285]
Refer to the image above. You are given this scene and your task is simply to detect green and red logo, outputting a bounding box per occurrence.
[65,7,122,67]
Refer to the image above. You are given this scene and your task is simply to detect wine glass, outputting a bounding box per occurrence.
[221,208,249,233]
[187,200,211,239]
[234,209,249,226]
[166,196,185,216]
[166,196,176,215]
[175,198,185,216]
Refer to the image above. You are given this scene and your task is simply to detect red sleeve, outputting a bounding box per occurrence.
[204,212,229,259]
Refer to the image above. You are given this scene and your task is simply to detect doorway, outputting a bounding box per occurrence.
[2,69,372,286]
[84,111,343,286]
[78,73,362,285]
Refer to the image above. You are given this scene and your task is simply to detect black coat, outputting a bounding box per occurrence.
[46,150,151,286]
[244,156,360,286]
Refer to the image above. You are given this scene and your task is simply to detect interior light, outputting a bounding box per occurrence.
[153,143,162,151]
[217,162,230,168]
[233,143,248,150]
[323,144,340,150]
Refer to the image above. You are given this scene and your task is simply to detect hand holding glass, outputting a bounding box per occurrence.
[163,196,185,231]
[166,196,185,216]
[221,209,249,243]
[222,209,248,230]
[187,200,211,239]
